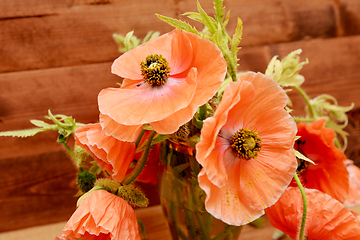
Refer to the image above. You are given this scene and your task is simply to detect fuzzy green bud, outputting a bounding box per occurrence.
[77,168,96,193]
[117,184,149,208]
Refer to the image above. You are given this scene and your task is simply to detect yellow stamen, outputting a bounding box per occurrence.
[230,128,262,160]
[140,54,170,86]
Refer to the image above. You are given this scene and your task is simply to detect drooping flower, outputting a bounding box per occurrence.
[75,123,135,182]
[291,119,349,202]
[345,159,360,207]
[55,190,140,240]
[266,187,360,240]
[98,29,227,142]
[196,72,297,225]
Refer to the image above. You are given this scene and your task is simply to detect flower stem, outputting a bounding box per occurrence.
[63,142,75,161]
[294,172,307,240]
[123,131,156,185]
[293,117,316,122]
[293,86,316,118]
[135,128,146,148]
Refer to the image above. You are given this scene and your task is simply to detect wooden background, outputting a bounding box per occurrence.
[0,0,359,233]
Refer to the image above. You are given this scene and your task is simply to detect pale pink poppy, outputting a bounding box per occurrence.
[98,29,227,141]
[196,72,297,225]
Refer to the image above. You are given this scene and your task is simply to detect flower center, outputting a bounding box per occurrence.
[140,54,171,86]
[295,139,309,174]
[230,128,262,160]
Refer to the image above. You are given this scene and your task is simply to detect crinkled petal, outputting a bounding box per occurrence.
[75,123,136,181]
[57,190,140,240]
[266,187,360,240]
[345,160,360,207]
[198,169,265,226]
[98,74,196,125]
[99,114,143,142]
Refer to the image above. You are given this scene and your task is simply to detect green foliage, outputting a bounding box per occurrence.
[156,0,243,82]
[155,14,200,35]
[309,94,354,150]
[0,110,82,140]
[265,49,309,88]
[113,30,160,53]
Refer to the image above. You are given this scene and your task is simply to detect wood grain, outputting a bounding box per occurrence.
[0,0,356,73]
[1,0,360,233]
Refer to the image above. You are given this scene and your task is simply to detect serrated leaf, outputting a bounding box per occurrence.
[197,1,217,34]
[231,17,243,55]
[294,149,315,165]
[30,119,53,128]
[183,12,203,23]
[214,0,225,23]
[0,128,49,138]
[156,14,199,35]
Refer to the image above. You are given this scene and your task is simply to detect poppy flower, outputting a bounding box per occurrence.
[266,187,360,240]
[98,29,227,142]
[196,72,297,225]
[55,190,140,240]
[75,123,135,182]
[291,119,349,202]
[345,159,360,207]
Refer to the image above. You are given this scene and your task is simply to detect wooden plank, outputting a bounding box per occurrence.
[339,0,360,36]
[238,35,360,111]
[0,0,74,19]
[3,204,360,240]
[223,0,341,46]
[0,150,79,232]
[0,0,354,73]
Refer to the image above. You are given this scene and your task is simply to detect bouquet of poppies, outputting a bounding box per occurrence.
[1,1,359,239]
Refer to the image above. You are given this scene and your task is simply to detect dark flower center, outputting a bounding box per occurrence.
[140,54,171,86]
[230,128,262,160]
[295,139,310,174]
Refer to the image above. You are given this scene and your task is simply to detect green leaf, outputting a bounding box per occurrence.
[124,30,134,52]
[142,31,160,44]
[183,12,203,23]
[156,14,199,35]
[294,149,315,165]
[0,128,48,138]
[231,17,243,56]
[214,0,225,24]
[197,1,217,34]
[30,119,53,128]
[137,220,147,238]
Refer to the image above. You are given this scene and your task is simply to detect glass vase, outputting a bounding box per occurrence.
[158,140,242,240]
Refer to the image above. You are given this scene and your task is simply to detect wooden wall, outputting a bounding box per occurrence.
[0,0,359,232]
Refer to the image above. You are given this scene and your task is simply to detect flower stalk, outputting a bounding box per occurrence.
[123,130,156,185]
[294,172,307,240]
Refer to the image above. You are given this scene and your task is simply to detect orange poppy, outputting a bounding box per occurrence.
[55,190,140,240]
[75,123,135,182]
[196,72,297,225]
[345,159,360,207]
[291,119,349,203]
[266,187,360,240]
[98,29,227,141]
